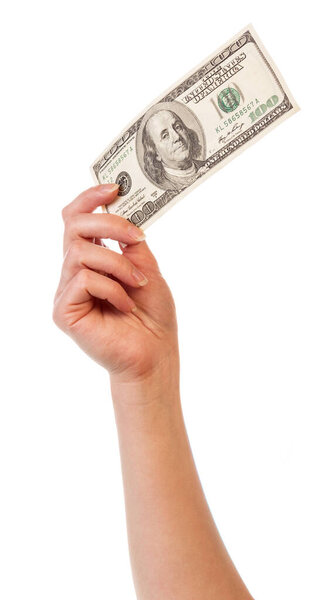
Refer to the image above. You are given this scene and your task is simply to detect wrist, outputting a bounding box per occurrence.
[109,351,180,411]
[110,370,183,449]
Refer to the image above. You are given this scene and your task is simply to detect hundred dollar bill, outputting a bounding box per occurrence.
[90,23,299,232]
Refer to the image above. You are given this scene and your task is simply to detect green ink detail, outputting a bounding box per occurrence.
[218,88,240,113]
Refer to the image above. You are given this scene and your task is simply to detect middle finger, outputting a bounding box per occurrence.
[63,212,146,256]
[57,239,148,298]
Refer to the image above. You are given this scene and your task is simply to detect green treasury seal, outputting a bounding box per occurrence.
[218,88,241,113]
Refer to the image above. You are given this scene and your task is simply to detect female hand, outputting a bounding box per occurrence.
[53,184,179,387]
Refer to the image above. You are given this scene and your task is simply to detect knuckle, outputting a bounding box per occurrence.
[122,255,136,275]
[109,252,131,280]
[66,239,85,264]
[105,212,127,228]
[103,245,121,268]
[61,205,70,222]
[64,213,80,237]
[76,268,91,287]
[113,278,124,294]
[52,301,62,328]
[101,213,116,229]
[106,275,121,295]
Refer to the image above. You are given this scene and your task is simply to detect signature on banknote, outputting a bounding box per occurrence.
[218,122,245,145]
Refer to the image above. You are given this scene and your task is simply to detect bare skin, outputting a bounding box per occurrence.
[53,183,254,600]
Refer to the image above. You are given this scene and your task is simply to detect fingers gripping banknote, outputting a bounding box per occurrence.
[90,24,299,232]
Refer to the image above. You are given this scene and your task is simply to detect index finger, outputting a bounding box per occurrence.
[62,183,120,221]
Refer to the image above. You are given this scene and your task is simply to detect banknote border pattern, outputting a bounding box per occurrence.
[93,30,294,225]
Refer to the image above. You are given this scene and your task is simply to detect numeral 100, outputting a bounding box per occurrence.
[249,95,279,123]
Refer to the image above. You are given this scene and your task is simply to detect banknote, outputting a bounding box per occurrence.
[90,24,299,232]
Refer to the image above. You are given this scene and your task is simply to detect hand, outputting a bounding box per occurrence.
[53,184,179,386]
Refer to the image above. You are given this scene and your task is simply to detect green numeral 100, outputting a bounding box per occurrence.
[249,95,279,123]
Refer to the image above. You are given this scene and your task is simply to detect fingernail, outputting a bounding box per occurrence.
[98,183,120,194]
[128,225,146,241]
[132,268,148,286]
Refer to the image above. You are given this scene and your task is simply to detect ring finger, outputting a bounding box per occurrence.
[57,239,149,298]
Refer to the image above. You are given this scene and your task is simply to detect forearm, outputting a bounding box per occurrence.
[110,361,253,600]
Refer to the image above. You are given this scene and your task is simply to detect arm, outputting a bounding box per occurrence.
[53,183,254,600]
[111,367,253,600]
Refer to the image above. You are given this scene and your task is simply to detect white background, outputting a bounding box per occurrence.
[0,2,330,599]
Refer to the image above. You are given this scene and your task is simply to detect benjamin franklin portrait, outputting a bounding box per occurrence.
[137,102,206,192]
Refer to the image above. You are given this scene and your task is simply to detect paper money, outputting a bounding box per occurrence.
[90,24,299,232]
